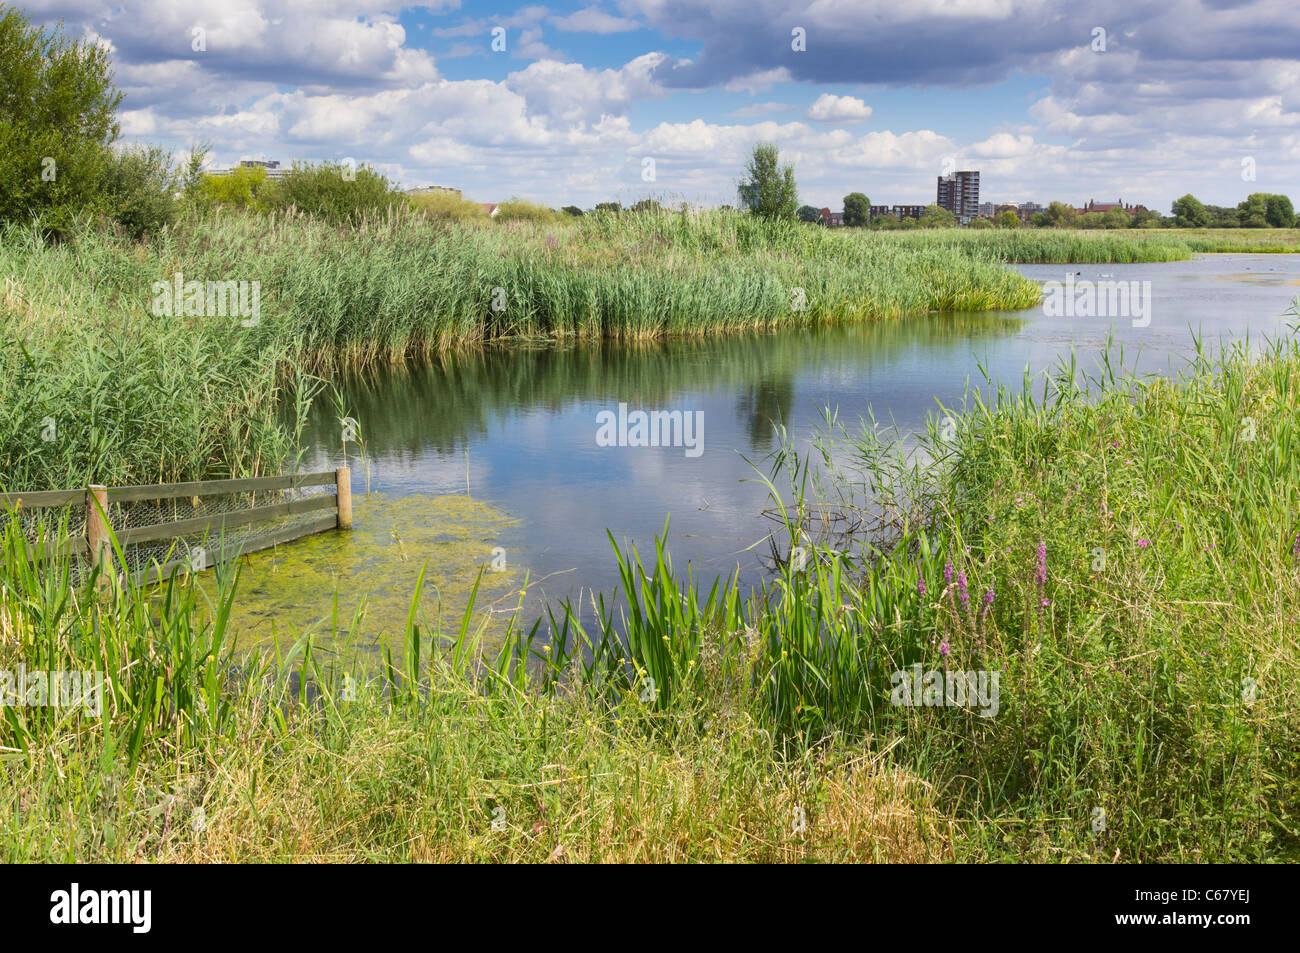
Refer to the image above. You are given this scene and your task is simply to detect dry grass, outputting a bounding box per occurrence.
[3,684,948,863]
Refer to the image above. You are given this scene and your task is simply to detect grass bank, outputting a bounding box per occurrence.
[881,226,1300,261]
[4,314,1297,862]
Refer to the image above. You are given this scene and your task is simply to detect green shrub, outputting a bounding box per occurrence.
[409,190,489,222]
[494,198,562,224]
[268,161,403,226]
[196,164,276,212]
[98,145,180,239]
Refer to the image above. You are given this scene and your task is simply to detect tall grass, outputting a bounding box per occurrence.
[494,304,1300,861]
[13,210,1291,493]
[3,312,1297,861]
[1,208,1040,491]
[879,226,1300,260]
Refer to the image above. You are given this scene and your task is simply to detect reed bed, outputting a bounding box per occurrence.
[11,210,1295,493]
[878,226,1300,261]
[1,208,1046,491]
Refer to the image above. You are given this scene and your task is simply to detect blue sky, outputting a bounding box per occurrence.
[27,0,1300,211]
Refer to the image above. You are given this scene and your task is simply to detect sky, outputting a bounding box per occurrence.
[23,0,1300,212]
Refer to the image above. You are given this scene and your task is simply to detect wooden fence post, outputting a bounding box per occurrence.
[335,467,352,530]
[86,484,109,573]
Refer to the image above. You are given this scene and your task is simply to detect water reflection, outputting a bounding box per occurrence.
[283,255,1299,625]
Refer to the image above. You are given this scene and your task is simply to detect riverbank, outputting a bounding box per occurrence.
[883,226,1300,261]
[11,214,1297,492]
[4,318,1296,862]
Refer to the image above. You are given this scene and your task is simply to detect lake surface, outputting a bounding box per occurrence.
[272,254,1300,638]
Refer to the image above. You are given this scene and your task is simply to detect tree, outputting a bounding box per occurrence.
[918,204,956,228]
[594,201,621,214]
[630,198,663,214]
[797,204,821,223]
[737,142,798,220]
[1205,205,1241,227]
[0,6,123,235]
[1236,193,1297,228]
[1263,194,1295,228]
[969,217,994,229]
[842,192,870,227]
[1044,201,1077,228]
[1237,193,1268,228]
[172,142,212,205]
[1131,207,1163,228]
[1030,212,1048,227]
[561,205,584,217]
[994,209,1020,228]
[1171,194,1208,228]
[1100,207,1130,229]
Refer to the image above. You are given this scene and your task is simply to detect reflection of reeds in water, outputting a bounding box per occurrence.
[299,313,1025,457]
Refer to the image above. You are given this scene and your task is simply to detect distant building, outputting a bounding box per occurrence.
[867,204,925,221]
[1075,199,1149,217]
[818,208,844,226]
[482,203,500,217]
[937,170,980,224]
[210,159,291,180]
[981,200,1045,223]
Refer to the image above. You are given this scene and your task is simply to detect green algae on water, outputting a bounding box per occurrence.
[195,492,523,651]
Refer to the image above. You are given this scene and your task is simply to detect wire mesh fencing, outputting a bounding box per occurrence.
[2,471,345,587]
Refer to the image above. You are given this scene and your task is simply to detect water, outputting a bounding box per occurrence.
[285,254,1300,630]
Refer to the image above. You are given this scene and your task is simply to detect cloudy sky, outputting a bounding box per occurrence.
[26,0,1300,211]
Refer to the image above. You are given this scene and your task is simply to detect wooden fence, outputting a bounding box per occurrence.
[0,467,352,585]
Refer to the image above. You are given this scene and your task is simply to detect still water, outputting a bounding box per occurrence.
[239,255,1300,642]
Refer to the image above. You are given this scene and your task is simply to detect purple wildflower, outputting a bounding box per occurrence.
[943,562,953,585]
[939,639,950,656]
[917,576,927,597]
[1035,541,1047,586]
[1138,539,1150,548]
[957,571,969,608]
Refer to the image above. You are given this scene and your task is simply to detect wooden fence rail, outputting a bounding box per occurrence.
[1,467,352,585]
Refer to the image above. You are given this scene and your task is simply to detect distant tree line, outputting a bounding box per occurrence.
[732,141,1298,232]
